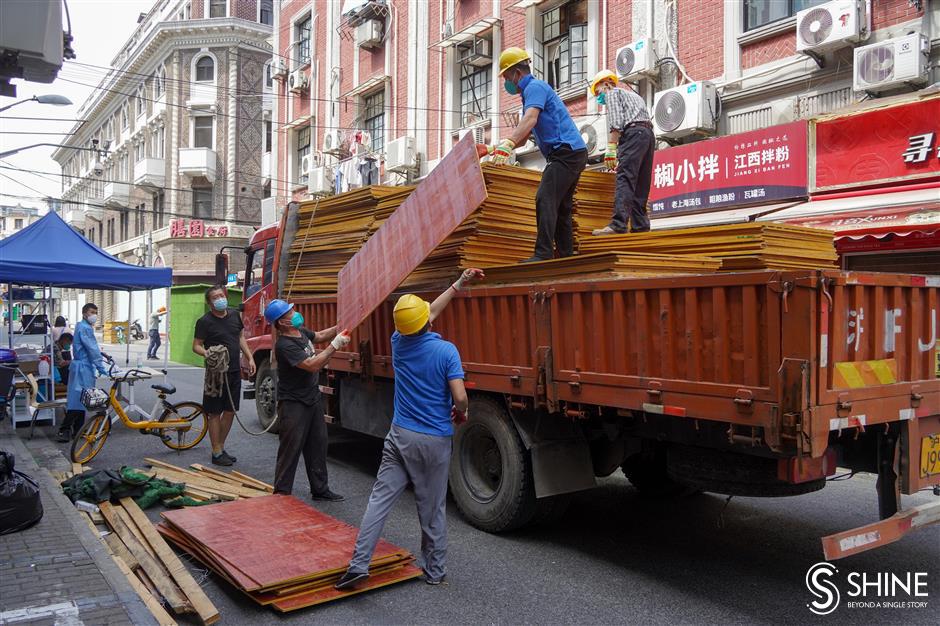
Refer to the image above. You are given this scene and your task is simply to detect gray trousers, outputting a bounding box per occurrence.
[273,399,328,496]
[349,424,452,580]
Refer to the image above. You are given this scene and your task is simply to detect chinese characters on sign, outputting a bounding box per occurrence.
[902,132,940,164]
[169,219,229,238]
[648,121,808,217]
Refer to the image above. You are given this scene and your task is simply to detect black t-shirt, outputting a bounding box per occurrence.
[275,328,322,405]
[194,309,243,372]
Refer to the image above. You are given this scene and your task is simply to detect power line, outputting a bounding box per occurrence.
[0,171,49,197]
[0,131,78,135]
[0,116,88,122]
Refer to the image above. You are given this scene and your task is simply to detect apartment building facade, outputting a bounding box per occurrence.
[53,0,273,324]
[270,0,937,205]
[0,204,42,240]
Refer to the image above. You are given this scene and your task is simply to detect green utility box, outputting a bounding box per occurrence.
[169,284,242,367]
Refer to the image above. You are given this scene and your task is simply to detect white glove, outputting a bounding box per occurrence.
[331,331,351,350]
[453,267,484,291]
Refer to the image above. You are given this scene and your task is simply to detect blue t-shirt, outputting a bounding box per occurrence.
[519,74,587,158]
[391,330,465,437]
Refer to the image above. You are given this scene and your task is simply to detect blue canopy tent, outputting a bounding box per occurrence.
[0,212,173,401]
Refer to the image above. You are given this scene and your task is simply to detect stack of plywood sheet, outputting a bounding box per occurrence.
[579,223,838,271]
[142,458,274,502]
[481,252,721,284]
[571,170,617,248]
[156,495,422,612]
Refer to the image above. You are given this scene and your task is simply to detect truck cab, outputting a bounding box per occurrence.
[240,222,279,429]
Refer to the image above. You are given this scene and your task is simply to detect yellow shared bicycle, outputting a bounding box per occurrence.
[71,354,208,463]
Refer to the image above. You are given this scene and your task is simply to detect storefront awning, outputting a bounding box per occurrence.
[650,202,801,230]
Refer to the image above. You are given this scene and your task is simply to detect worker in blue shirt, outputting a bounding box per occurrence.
[486,47,588,262]
[336,268,483,591]
[57,303,108,442]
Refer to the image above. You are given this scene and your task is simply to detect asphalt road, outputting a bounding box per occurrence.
[35,365,940,625]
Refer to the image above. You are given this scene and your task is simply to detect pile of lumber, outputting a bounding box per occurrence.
[571,170,617,248]
[59,462,220,626]
[579,223,838,271]
[481,252,721,284]
[156,494,422,612]
[142,457,273,502]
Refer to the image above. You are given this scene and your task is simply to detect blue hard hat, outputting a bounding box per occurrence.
[263,299,294,324]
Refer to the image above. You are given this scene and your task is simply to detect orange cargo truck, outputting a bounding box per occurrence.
[233,207,939,557]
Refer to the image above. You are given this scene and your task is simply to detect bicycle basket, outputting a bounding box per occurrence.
[80,388,109,410]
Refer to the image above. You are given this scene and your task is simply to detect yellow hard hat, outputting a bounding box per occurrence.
[590,69,618,96]
[499,47,531,75]
[393,294,430,335]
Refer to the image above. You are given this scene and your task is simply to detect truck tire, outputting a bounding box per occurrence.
[449,397,537,532]
[254,358,279,434]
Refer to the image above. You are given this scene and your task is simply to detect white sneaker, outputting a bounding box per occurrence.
[591,226,622,236]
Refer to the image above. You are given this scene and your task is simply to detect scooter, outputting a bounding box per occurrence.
[130,319,145,341]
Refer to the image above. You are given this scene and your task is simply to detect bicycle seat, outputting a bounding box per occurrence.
[151,383,176,395]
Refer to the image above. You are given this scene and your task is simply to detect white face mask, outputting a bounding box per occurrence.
[86,314,98,325]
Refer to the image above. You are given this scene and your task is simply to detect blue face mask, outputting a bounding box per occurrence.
[291,311,304,328]
[212,297,228,311]
[504,79,519,95]
[596,92,607,106]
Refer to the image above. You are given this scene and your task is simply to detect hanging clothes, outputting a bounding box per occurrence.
[358,157,379,186]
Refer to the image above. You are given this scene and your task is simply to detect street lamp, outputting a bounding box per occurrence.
[0,94,73,114]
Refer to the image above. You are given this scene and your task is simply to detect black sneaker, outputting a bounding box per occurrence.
[424,571,445,586]
[55,429,71,443]
[211,452,233,467]
[312,489,344,502]
[222,450,237,463]
[334,570,368,590]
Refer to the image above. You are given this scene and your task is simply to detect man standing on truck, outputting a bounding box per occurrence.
[588,70,655,235]
[486,47,588,263]
[192,285,255,467]
[264,299,350,500]
[335,268,483,590]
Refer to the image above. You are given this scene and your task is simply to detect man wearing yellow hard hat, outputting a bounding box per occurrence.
[588,69,655,235]
[486,47,588,263]
[337,267,483,590]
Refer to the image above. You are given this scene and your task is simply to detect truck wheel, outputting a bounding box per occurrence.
[254,358,279,434]
[449,397,537,532]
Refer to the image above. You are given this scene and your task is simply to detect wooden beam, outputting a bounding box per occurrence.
[110,551,178,626]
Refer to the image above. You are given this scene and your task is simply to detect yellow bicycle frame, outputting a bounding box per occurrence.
[108,383,191,431]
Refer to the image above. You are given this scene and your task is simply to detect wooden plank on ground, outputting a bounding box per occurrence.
[103,532,139,570]
[71,462,84,475]
[110,552,178,626]
[99,502,192,615]
[190,464,267,491]
[113,505,158,560]
[119,498,220,626]
[230,470,274,492]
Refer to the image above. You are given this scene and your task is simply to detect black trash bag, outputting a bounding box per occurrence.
[0,450,43,535]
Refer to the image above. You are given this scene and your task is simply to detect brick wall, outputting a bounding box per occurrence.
[606,0,633,71]
[339,34,356,132]
[231,0,257,21]
[498,10,527,120]
[394,1,409,142]
[676,0,723,81]
[456,0,486,31]
[872,0,923,29]
[742,30,795,69]
[192,0,204,19]
[427,0,442,161]
[359,41,387,82]
[274,0,310,201]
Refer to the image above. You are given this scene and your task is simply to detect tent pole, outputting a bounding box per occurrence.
[6,282,12,350]
[162,286,169,380]
[126,289,131,367]
[49,285,56,402]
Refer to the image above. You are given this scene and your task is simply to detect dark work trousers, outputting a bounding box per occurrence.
[534,146,589,259]
[147,329,161,358]
[611,126,656,233]
[273,399,329,496]
[59,410,85,436]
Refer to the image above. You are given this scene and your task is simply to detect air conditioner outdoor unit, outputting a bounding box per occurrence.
[652,81,718,139]
[287,69,308,94]
[272,59,288,79]
[796,0,868,54]
[300,154,313,177]
[322,129,345,154]
[853,33,929,93]
[385,136,416,172]
[459,38,493,68]
[615,39,658,79]
[457,126,485,144]
[308,166,334,195]
[356,19,383,49]
[577,117,610,158]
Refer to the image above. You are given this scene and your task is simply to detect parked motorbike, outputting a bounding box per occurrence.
[130,319,145,341]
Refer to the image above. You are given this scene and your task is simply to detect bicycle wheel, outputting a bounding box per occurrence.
[157,401,208,450]
[71,413,111,463]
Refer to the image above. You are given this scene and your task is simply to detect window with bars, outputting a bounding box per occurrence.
[296,126,311,183]
[537,0,587,91]
[295,16,311,66]
[259,0,273,26]
[193,187,213,218]
[744,0,827,31]
[195,56,214,82]
[363,90,385,152]
[208,0,226,18]
[459,65,491,126]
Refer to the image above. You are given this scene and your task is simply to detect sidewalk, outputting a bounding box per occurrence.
[0,419,155,625]
[96,338,187,369]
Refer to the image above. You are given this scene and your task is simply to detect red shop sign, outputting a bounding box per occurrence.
[649,121,808,217]
[813,97,940,192]
[170,219,229,238]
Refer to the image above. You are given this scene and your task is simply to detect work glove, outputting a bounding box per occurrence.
[452,406,468,426]
[453,267,485,291]
[331,330,351,351]
[489,138,515,165]
[604,142,618,171]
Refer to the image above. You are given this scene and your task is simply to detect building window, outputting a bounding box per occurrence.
[459,66,491,126]
[538,0,587,90]
[295,15,311,66]
[120,211,129,241]
[264,62,273,89]
[193,187,213,218]
[107,218,115,246]
[154,65,165,98]
[193,116,213,149]
[154,192,165,228]
[363,90,385,152]
[136,86,145,117]
[195,55,214,82]
[208,0,226,18]
[134,141,145,163]
[745,0,827,31]
[296,125,311,183]
[259,0,273,26]
[264,120,272,153]
[152,125,165,157]
[121,102,129,129]
[14,218,23,229]
[135,203,146,236]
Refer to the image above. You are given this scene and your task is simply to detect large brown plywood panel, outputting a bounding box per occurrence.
[336,135,487,330]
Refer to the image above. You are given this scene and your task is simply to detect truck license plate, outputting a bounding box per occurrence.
[921,435,940,478]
